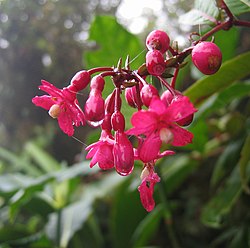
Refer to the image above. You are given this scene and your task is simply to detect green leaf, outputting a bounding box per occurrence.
[196,81,250,118]
[25,142,61,173]
[225,0,250,15]
[239,135,250,193]
[111,177,146,248]
[201,164,250,228]
[85,15,144,70]
[240,0,250,7]
[185,51,250,106]
[179,0,219,25]
[131,204,163,247]
[210,140,243,187]
[161,155,198,194]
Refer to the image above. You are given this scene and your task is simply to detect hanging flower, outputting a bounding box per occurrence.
[138,164,160,212]
[32,80,85,136]
[85,130,114,170]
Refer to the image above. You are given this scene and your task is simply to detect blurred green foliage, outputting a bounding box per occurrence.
[0,0,250,247]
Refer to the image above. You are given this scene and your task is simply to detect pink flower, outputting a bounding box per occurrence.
[85,130,114,170]
[138,164,160,212]
[32,80,85,136]
[127,96,197,162]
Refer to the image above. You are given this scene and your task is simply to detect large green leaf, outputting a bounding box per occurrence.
[201,163,250,228]
[179,0,250,25]
[85,15,144,68]
[185,51,250,105]
[196,81,250,118]
[225,0,250,15]
[179,0,219,25]
[239,135,250,193]
[131,204,163,247]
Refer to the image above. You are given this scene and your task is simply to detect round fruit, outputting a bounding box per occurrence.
[146,50,165,76]
[191,42,222,75]
[146,30,170,54]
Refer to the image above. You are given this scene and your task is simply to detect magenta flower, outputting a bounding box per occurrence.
[127,96,197,162]
[85,130,114,170]
[32,80,85,136]
[138,164,160,212]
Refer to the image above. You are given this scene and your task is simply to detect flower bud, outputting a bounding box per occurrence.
[70,70,91,91]
[113,131,134,176]
[111,111,125,131]
[84,89,105,123]
[140,84,159,107]
[90,75,105,92]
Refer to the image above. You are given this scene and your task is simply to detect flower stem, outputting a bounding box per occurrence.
[88,67,113,75]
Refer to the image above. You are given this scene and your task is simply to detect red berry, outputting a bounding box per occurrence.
[192,42,222,75]
[146,30,170,54]
[70,70,91,91]
[146,50,165,76]
[176,114,194,126]
[90,75,105,92]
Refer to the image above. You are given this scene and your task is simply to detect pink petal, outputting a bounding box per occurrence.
[138,132,162,163]
[171,125,194,146]
[164,96,197,122]
[39,80,63,98]
[97,144,114,169]
[32,96,55,110]
[57,110,74,136]
[138,172,160,212]
[149,97,167,115]
[127,111,158,136]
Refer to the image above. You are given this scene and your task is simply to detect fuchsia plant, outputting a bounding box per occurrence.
[32,0,250,212]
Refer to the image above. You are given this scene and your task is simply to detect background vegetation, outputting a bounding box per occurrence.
[0,0,249,247]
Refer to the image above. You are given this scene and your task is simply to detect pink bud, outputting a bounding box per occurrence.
[111,111,125,131]
[101,113,112,131]
[160,90,173,106]
[70,70,91,91]
[113,131,134,176]
[105,91,115,114]
[84,89,105,123]
[140,84,159,107]
[90,75,105,92]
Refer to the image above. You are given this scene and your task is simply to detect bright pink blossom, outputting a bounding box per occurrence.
[127,96,197,162]
[138,164,160,212]
[85,130,114,170]
[32,80,85,136]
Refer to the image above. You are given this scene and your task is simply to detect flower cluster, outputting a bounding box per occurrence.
[32,30,200,212]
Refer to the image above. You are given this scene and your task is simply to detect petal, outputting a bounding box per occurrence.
[164,96,197,122]
[138,132,162,163]
[97,144,114,169]
[32,96,54,110]
[149,97,167,115]
[171,125,194,146]
[39,80,63,98]
[138,172,160,212]
[57,110,74,136]
[127,111,158,136]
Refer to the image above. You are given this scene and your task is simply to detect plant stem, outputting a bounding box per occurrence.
[88,66,113,75]
[56,209,62,248]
